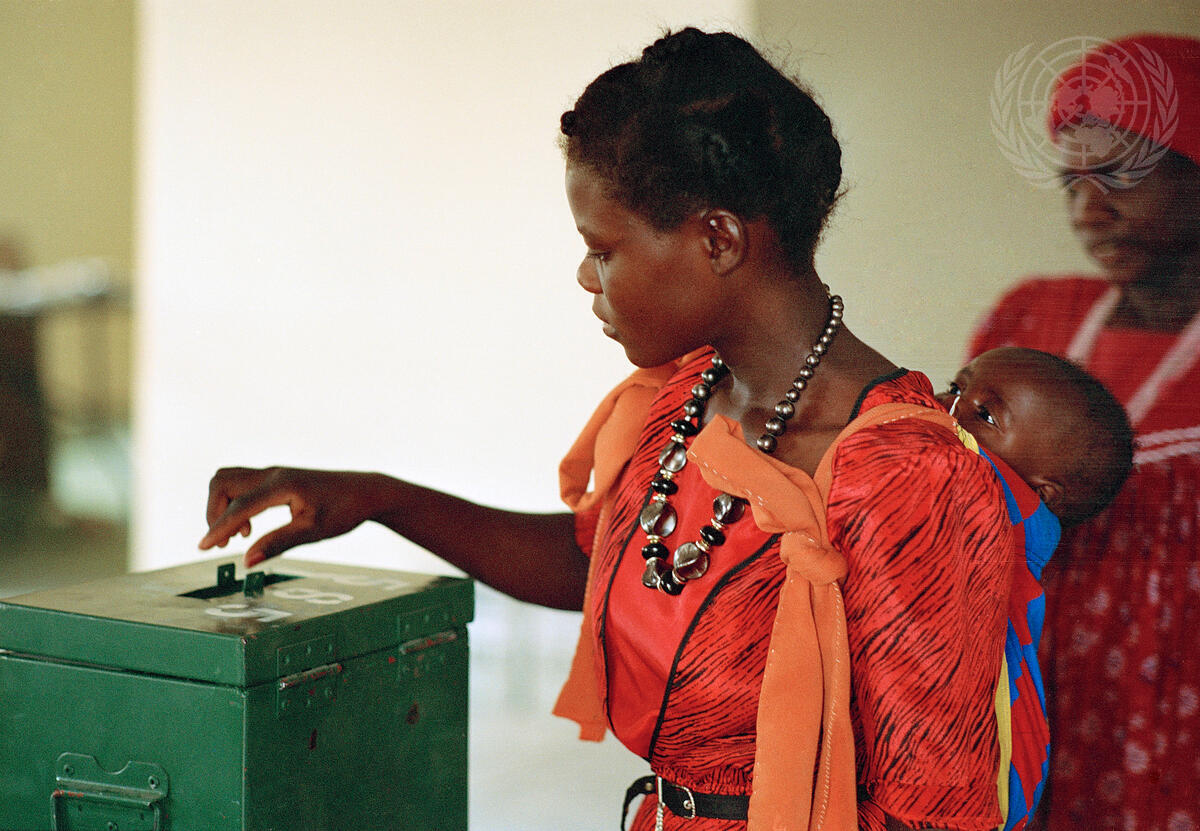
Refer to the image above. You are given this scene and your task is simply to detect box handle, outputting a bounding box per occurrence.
[51,753,168,831]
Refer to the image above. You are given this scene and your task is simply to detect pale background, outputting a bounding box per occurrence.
[4,1,1200,829]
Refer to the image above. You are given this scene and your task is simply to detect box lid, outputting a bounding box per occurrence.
[0,557,473,686]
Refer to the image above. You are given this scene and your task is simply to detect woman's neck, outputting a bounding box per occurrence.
[704,277,895,455]
[1111,267,1200,332]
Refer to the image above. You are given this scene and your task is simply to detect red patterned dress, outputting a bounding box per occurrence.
[970,276,1200,831]
[566,350,1015,830]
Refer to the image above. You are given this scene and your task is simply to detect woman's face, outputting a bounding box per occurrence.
[1059,128,1200,287]
[565,163,717,368]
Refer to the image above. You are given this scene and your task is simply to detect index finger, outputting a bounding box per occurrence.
[200,468,286,549]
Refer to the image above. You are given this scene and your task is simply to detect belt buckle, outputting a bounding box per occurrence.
[655,775,697,821]
[678,783,697,819]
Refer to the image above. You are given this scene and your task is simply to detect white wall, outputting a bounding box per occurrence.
[135,0,749,571]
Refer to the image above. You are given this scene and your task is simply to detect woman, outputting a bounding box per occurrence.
[203,29,1016,830]
[968,33,1200,831]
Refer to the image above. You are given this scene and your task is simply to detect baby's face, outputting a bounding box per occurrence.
[937,349,1071,508]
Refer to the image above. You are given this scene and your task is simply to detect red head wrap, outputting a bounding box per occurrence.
[1048,33,1200,169]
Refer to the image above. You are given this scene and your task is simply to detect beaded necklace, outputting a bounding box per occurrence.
[638,293,844,594]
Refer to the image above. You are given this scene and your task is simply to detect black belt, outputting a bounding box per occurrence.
[622,775,750,827]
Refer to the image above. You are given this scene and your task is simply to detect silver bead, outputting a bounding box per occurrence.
[792,378,807,391]
[765,417,786,436]
[784,387,801,401]
[672,543,709,581]
[798,367,814,379]
[639,500,677,537]
[642,558,666,589]
[713,493,747,523]
[806,354,820,366]
[775,401,795,419]
[658,441,688,473]
[757,434,777,453]
[813,342,827,356]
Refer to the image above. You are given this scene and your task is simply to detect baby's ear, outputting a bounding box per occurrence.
[1033,477,1067,516]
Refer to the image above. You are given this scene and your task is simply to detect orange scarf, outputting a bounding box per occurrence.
[555,356,955,830]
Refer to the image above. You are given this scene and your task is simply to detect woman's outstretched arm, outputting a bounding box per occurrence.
[199,466,588,610]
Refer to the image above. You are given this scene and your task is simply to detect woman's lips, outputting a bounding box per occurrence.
[1089,240,1130,268]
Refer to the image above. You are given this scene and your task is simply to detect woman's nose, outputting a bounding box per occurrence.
[576,260,601,294]
[1068,179,1117,227]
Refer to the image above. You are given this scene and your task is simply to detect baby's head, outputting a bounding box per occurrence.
[937,347,1133,526]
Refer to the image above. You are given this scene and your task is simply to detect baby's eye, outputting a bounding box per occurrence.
[945,381,961,396]
[977,405,997,426]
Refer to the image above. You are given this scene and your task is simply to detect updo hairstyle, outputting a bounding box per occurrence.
[560,28,842,271]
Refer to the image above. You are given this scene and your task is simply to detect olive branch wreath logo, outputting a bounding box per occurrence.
[990,38,1179,191]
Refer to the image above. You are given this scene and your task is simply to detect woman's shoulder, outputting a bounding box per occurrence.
[849,368,940,417]
[835,369,998,491]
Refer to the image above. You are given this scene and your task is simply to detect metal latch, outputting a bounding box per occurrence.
[52,753,169,831]
[276,634,340,716]
[396,607,460,680]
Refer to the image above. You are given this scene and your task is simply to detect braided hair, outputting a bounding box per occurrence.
[560,28,842,271]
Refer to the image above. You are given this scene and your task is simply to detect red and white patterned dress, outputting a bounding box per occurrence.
[970,276,1200,831]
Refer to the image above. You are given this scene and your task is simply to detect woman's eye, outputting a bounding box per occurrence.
[587,250,610,264]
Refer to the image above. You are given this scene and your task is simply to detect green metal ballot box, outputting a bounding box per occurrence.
[0,558,473,831]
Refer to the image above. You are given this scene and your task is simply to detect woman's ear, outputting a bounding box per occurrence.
[700,209,746,275]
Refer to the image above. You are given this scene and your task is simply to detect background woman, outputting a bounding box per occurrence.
[204,29,1017,830]
[968,33,1200,831]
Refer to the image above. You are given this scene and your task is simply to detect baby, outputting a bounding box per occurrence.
[935,345,1133,827]
[937,345,1133,528]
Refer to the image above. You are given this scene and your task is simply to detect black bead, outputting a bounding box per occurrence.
[641,541,669,560]
[756,434,777,453]
[650,475,678,495]
[683,399,704,417]
[698,524,725,546]
[659,570,684,595]
[669,419,698,437]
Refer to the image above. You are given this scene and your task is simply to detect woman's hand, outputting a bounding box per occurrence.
[198,465,588,609]
[200,466,383,567]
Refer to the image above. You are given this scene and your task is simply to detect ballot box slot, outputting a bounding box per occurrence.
[177,562,300,600]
